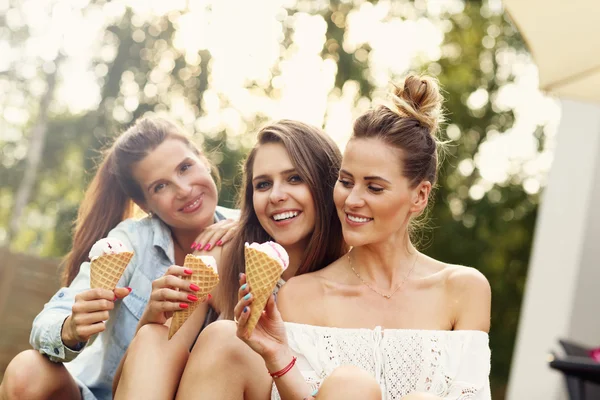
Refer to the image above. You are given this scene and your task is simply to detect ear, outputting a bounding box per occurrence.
[409,181,431,214]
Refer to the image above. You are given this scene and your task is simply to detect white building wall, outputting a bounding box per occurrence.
[507,100,600,400]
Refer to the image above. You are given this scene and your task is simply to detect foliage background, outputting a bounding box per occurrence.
[0,0,561,397]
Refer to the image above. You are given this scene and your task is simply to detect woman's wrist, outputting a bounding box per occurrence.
[60,315,80,348]
[264,345,295,373]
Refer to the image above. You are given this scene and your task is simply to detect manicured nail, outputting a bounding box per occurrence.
[190,283,200,291]
[239,273,243,279]
[311,389,319,396]
[190,242,197,249]
[188,294,198,301]
[195,243,202,250]
[207,293,212,301]
[216,240,223,246]
[184,268,193,275]
[203,243,211,251]
[240,283,247,291]
[179,303,189,309]
[243,293,251,300]
[126,287,132,293]
[113,295,117,301]
[243,306,248,313]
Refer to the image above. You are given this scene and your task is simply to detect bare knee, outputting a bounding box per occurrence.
[318,365,381,400]
[1,350,70,400]
[130,323,168,348]
[189,320,249,365]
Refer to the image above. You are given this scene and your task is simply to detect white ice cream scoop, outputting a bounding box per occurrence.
[89,238,129,261]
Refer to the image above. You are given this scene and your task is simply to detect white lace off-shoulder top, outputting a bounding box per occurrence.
[271,322,491,400]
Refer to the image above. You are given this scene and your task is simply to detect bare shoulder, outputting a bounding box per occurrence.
[445,264,491,296]
[277,271,326,324]
[444,264,491,332]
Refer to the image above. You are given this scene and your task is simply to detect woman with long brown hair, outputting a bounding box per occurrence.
[0,117,238,400]
[114,120,348,399]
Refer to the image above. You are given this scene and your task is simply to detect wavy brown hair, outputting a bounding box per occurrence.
[62,117,217,286]
[219,120,347,319]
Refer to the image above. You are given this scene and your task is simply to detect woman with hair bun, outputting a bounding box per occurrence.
[188,74,492,400]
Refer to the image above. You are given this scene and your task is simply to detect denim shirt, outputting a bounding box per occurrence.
[29,206,239,400]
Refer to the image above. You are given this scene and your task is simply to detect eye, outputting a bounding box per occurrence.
[368,185,384,193]
[288,174,303,184]
[180,162,193,173]
[338,178,353,188]
[255,181,272,191]
[154,183,166,193]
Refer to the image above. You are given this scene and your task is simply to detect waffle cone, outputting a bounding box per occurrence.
[245,247,284,335]
[90,252,133,290]
[168,254,220,340]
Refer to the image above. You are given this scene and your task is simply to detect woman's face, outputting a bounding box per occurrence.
[132,138,218,232]
[333,138,428,247]
[252,142,316,249]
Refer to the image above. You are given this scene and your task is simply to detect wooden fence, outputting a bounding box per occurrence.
[0,248,61,380]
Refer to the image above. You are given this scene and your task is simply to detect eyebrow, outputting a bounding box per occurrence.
[340,169,392,184]
[252,168,297,182]
[147,157,194,192]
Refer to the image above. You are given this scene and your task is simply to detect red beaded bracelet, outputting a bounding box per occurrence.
[268,356,298,379]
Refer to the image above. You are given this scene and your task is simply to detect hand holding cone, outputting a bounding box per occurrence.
[244,242,288,335]
[168,254,219,339]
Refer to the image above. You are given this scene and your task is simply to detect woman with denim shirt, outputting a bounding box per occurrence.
[0,117,239,400]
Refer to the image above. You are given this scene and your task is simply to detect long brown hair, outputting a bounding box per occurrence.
[219,120,347,319]
[62,117,217,286]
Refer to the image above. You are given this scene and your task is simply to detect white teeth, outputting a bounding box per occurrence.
[273,211,299,221]
[184,198,199,210]
[348,214,371,223]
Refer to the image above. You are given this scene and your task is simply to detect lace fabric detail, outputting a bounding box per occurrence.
[271,323,491,400]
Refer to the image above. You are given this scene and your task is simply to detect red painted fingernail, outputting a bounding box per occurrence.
[204,243,211,251]
[126,287,132,293]
[216,240,223,246]
[180,303,189,309]
[190,283,200,291]
[195,243,202,250]
[113,295,117,301]
[184,268,193,275]
[188,294,198,301]
[207,293,212,301]
[191,242,197,249]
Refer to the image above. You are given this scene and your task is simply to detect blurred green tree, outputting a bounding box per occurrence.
[0,1,549,398]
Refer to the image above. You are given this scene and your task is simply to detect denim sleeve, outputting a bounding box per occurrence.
[29,222,136,363]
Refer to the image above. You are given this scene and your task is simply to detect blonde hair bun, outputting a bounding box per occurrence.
[391,74,444,136]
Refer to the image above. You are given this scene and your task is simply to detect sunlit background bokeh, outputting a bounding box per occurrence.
[0,0,563,397]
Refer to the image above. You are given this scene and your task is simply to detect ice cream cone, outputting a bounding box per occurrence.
[168,254,220,340]
[244,246,284,335]
[90,252,134,290]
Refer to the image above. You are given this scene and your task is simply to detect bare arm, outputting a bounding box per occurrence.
[448,266,491,332]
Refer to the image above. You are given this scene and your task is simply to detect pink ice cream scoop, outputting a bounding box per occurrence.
[245,241,289,270]
[88,238,129,261]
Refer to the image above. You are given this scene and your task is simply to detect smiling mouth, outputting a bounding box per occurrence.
[346,213,373,223]
[272,211,301,222]
[180,195,203,212]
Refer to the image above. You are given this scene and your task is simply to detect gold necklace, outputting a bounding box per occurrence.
[348,249,418,299]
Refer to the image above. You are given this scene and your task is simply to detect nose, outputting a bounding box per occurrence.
[175,178,193,199]
[269,182,288,204]
[345,187,365,209]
